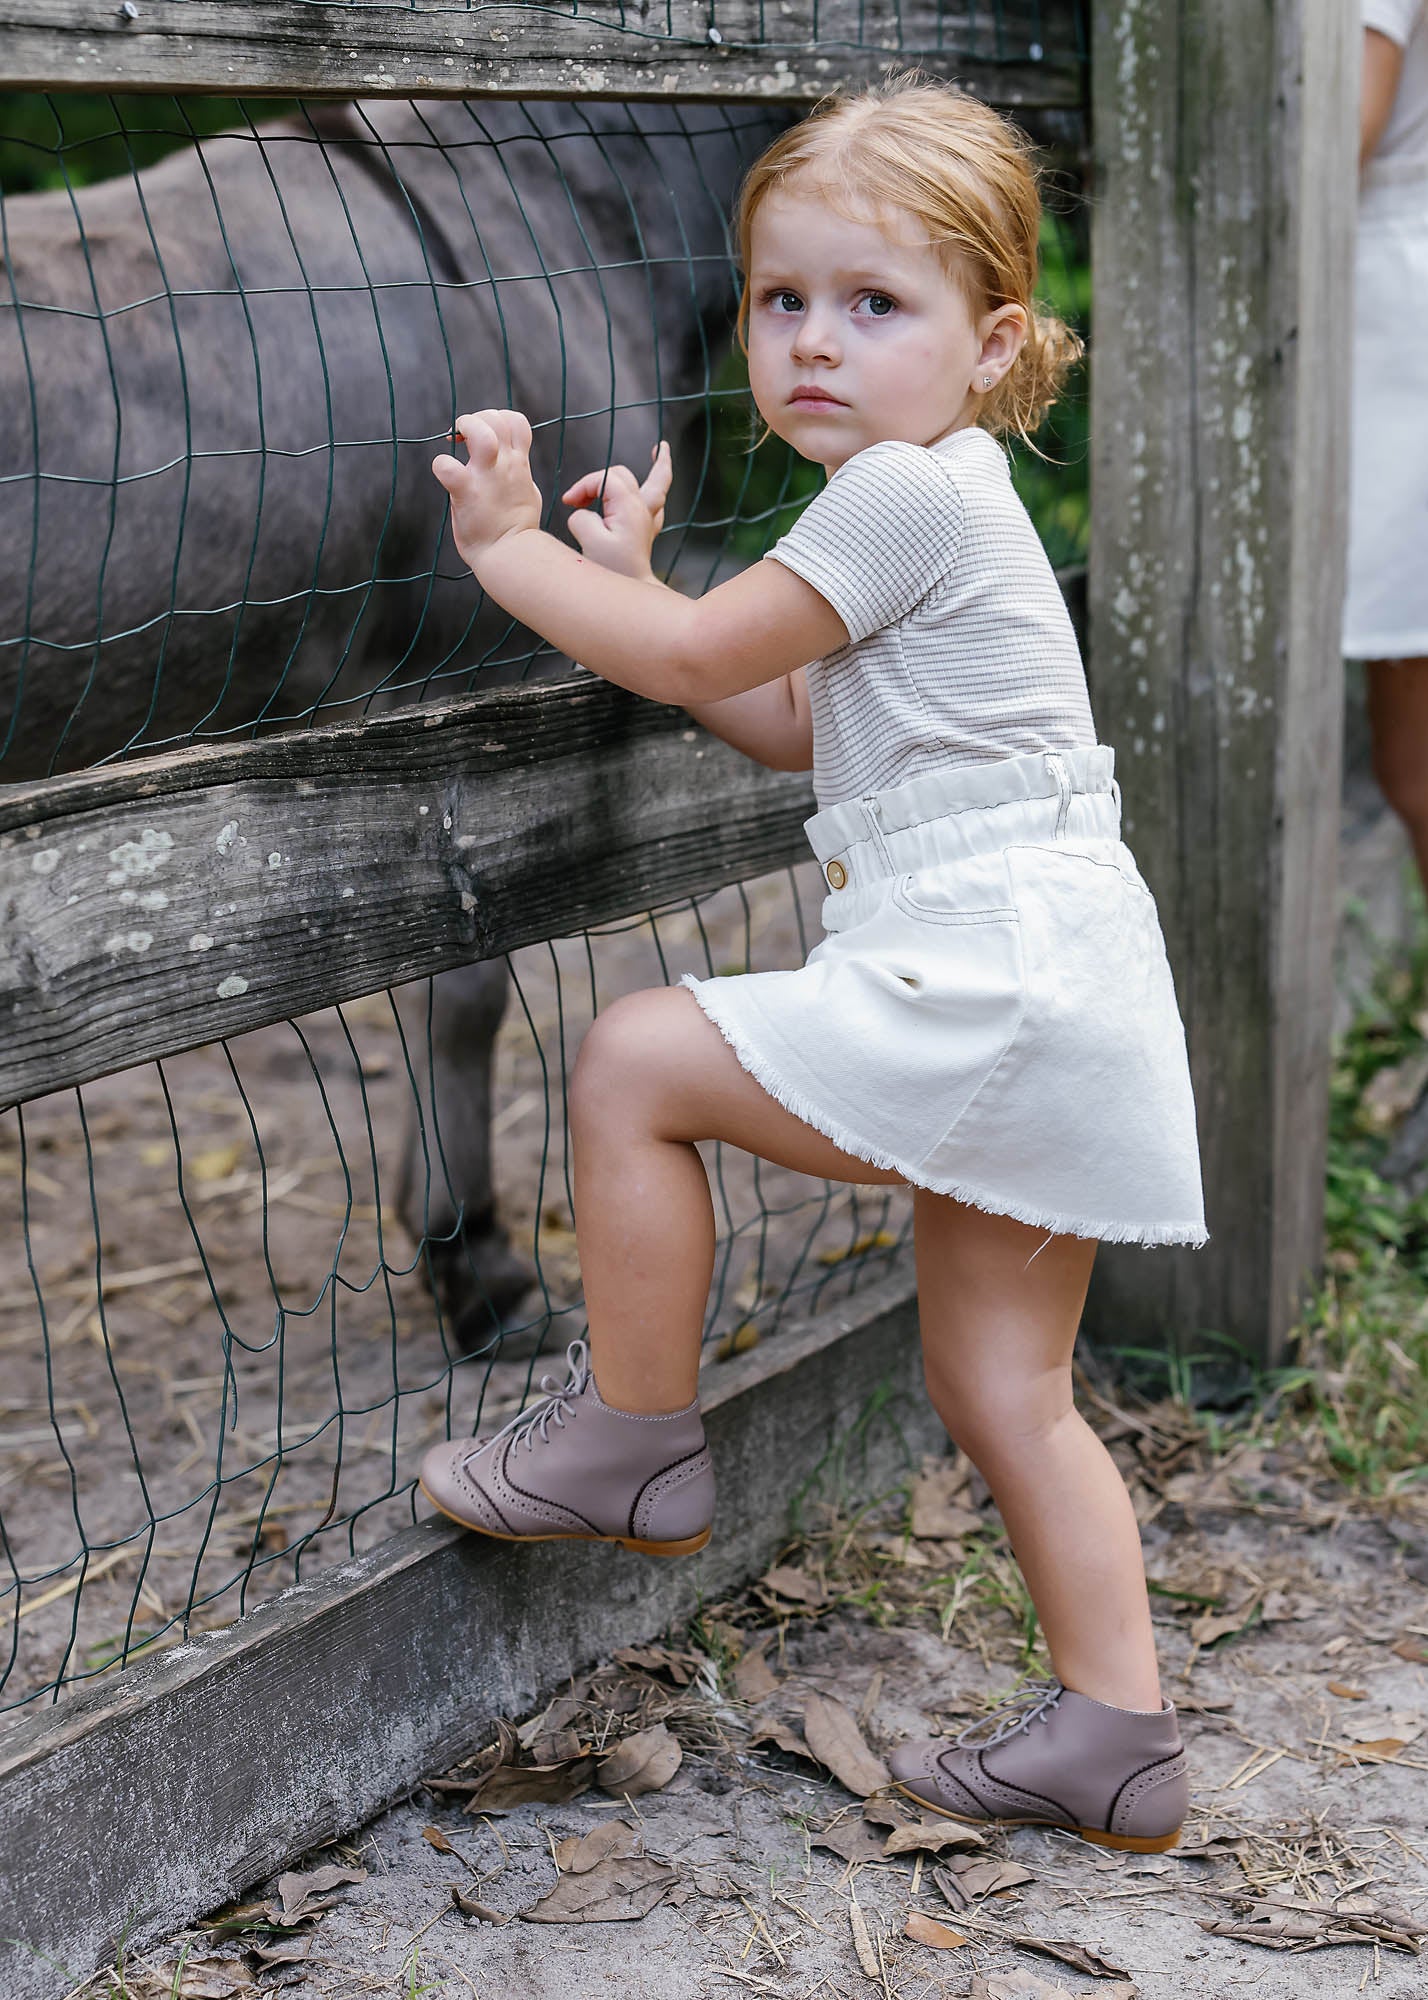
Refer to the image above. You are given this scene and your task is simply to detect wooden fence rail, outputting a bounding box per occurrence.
[0,0,1086,100]
[0,677,813,1106]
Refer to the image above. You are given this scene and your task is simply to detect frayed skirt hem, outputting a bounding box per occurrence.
[680,973,1209,1251]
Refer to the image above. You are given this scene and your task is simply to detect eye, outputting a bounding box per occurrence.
[763,288,804,314]
[859,292,897,318]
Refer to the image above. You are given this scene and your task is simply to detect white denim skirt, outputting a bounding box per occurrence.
[1344,161,1428,660]
[682,746,1207,1247]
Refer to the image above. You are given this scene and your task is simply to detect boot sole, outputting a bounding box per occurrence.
[891,1780,1181,1853]
[420,1481,711,1557]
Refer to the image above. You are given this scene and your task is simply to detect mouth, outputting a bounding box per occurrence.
[788,388,845,409]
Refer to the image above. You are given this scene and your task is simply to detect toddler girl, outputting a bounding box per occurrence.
[420,79,1205,1855]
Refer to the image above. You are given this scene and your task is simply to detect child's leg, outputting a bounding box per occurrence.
[912,1190,1161,1712]
[569,986,904,1413]
[420,985,905,1550]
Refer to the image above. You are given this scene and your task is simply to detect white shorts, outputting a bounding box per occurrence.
[683,747,1207,1247]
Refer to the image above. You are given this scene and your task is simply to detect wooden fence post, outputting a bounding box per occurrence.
[1087,0,1358,1362]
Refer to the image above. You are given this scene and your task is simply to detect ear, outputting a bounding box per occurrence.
[974,303,1029,395]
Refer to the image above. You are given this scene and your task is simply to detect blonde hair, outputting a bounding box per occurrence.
[734,76,1082,444]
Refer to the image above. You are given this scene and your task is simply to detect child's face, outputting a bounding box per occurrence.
[745,188,1024,473]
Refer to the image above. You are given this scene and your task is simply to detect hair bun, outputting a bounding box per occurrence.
[986,309,1084,445]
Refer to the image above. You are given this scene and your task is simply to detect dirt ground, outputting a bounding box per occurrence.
[0,861,910,1723]
[62,1401,1428,2000]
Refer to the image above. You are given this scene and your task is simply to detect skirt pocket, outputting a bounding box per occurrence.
[812,858,1027,1165]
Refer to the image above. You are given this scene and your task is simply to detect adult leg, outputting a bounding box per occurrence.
[569,985,902,1413]
[1366,657,1428,890]
[912,1191,1160,1712]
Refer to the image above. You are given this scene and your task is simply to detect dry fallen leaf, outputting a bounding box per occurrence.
[970,1975,1077,2000]
[465,1753,597,1812]
[802,1693,891,1797]
[714,1320,761,1360]
[1390,1633,1428,1665]
[1190,1600,1261,1649]
[612,1642,701,1685]
[191,1142,245,1184]
[904,1910,968,1950]
[934,1855,1035,1907]
[1326,1681,1367,1700]
[1343,1709,1424,1747]
[1338,1737,1408,1762]
[554,1820,640,1874]
[153,1967,251,2000]
[818,1228,897,1266]
[758,1565,827,1607]
[810,1817,889,1865]
[422,1825,456,1855]
[909,1454,980,1540]
[749,1719,816,1762]
[522,1853,679,1924]
[274,1863,366,1926]
[733,1646,780,1703]
[882,1816,986,1857]
[597,1723,682,1797]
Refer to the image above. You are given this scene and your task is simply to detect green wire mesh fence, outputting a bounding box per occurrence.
[0,76,1088,1717]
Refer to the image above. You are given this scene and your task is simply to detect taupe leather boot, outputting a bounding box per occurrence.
[419,1340,714,1557]
[889,1679,1188,1852]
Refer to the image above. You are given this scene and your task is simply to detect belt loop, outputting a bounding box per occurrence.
[1046,753,1073,838]
[860,794,896,874]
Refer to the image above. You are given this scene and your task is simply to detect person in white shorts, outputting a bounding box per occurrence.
[421,79,1205,1854]
[1350,2,1428,886]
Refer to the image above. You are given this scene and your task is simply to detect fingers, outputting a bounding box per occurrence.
[560,464,640,508]
[451,408,531,463]
[565,507,601,554]
[639,439,673,509]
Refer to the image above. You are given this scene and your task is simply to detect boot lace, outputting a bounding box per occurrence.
[480,1339,591,1458]
[955,1679,1064,1750]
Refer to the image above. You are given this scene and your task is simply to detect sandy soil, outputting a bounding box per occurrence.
[0,861,910,1723]
[73,1429,1428,2000]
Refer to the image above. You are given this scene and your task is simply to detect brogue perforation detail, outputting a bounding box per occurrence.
[1109,1750,1188,1835]
[629,1444,712,1538]
[962,1752,1077,1826]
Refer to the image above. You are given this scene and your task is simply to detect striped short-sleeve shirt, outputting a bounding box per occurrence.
[767,427,1096,807]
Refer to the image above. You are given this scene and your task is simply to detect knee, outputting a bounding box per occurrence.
[922,1353,1072,1473]
[570,992,664,1134]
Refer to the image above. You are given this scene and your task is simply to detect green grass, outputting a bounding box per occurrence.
[1274,916,1428,1496]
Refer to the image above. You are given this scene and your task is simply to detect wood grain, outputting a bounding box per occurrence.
[0,0,1086,103]
[1087,0,1356,1361]
[0,676,814,1106]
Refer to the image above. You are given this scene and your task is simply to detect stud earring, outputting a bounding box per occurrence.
[983,375,993,389]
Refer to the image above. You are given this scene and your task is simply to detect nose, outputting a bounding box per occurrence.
[790,304,840,367]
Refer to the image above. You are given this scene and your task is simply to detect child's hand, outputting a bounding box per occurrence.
[432,409,543,568]
[561,440,672,582]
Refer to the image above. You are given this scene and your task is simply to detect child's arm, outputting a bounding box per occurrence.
[556,439,814,772]
[433,410,846,709]
[684,670,813,773]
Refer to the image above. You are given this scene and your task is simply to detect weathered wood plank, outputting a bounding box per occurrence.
[1087,0,1356,1362]
[0,0,1086,104]
[0,676,815,1107]
[0,1259,934,2000]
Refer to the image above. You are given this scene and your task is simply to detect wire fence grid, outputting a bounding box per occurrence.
[0,74,1089,1721]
